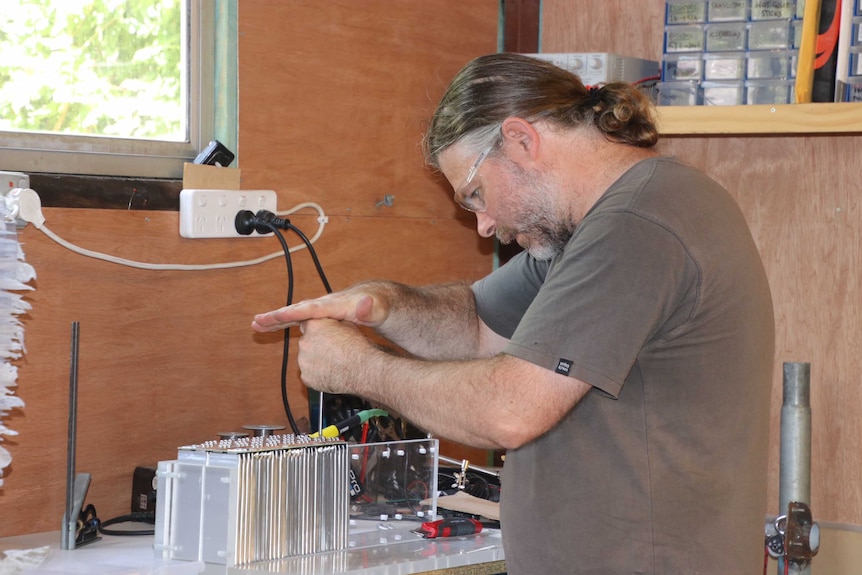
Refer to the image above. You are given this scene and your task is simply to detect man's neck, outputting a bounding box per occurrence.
[555,130,658,223]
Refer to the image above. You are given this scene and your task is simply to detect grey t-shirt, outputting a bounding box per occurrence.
[473,156,774,574]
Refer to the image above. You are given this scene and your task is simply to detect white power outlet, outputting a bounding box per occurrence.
[179,189,278,238]
[1,170,30,192]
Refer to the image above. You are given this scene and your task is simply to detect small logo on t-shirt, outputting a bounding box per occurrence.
[555,359,573,375]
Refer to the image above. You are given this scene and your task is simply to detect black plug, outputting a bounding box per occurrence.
[235,210,262,235]
[235,209,291,235]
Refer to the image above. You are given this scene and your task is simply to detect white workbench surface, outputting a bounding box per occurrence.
[0,522,505,575]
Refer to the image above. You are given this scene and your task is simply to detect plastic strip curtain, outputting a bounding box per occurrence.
[0,213,36,486]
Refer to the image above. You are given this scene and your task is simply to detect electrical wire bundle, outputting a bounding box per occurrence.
[235,209,334,435]
[437,467,501,502]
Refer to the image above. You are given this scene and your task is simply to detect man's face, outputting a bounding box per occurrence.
[492,155,573,260]
[440,141,573,260]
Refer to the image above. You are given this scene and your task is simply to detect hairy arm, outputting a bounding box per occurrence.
[253,280,505,360]
[369,281,504,359]
[297,319,590,449]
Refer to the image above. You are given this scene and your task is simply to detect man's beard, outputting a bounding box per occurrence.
[497,222,571,260]
[495,160,573,260]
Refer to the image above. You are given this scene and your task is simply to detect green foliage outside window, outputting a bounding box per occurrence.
[0,0,183,141]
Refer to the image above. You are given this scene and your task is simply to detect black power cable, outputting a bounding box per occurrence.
[98,512,156,536]
[236,209,333,434]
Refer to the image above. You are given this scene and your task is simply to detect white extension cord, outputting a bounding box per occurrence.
[2,188,329,271]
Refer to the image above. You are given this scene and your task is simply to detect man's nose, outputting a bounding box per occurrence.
[475,212,496,238]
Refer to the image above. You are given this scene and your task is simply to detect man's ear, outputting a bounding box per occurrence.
[500,117,540,161]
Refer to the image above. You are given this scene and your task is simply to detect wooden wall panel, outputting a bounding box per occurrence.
[237,0,498,221]
[541,0,665,60]
[658,135,862,525]
[236,0,499,462]
[0,1,498,537]
[541,0,862,524]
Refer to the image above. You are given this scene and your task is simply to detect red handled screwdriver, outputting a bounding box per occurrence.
[412,517,483,539]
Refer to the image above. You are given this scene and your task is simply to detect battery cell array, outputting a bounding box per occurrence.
[154,435,349,566]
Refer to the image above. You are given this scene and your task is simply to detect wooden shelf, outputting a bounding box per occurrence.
[656,102,862,135]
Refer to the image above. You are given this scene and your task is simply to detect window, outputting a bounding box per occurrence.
[0,0,228,179]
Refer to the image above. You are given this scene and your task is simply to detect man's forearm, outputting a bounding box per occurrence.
[363,280,482,360]
[359,351,515,449]
[348,348,587,450]
[296,317,589,450]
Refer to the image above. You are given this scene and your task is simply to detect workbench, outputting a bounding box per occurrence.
[0,522,506,575]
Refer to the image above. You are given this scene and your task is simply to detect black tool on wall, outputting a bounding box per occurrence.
[193,140,235,167]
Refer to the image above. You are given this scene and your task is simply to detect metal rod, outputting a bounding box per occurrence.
[61,321,80,550]
[318,391,325,436]
[779,361,812,575]
[438,454,501,478]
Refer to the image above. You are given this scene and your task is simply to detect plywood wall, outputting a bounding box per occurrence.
[0,0,498,537]
[542,0,862,525]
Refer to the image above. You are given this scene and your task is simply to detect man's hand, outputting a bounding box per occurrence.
[296,318,373,395]
[252,290,388,332]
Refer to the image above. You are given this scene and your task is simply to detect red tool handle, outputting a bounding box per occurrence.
[422,517,483,538]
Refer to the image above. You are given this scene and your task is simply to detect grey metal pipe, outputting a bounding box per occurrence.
[61,322,80,551]
[779,362,812,574]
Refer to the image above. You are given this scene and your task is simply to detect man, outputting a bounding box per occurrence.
[252,53,774,574]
